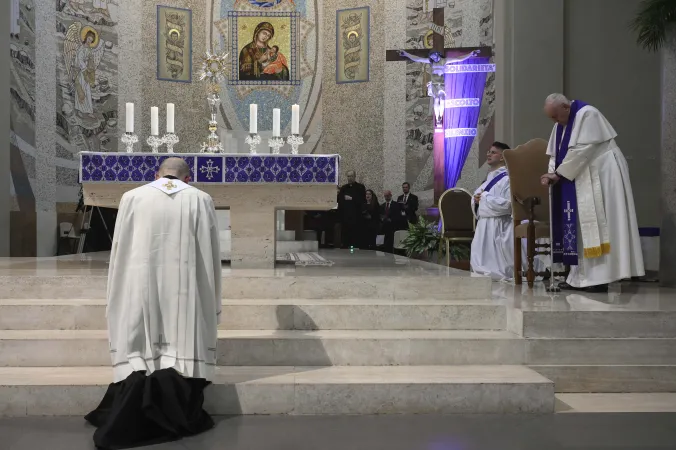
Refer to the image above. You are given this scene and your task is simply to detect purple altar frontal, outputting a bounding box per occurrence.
[79,152,340,185]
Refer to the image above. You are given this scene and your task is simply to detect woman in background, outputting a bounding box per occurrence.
[362,189,381,250]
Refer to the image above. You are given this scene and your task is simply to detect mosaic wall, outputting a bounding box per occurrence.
[211,0,322,153]
[56,0,119,193]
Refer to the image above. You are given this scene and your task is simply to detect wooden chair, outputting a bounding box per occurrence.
[437,188,475,267]
[503,139,551,287]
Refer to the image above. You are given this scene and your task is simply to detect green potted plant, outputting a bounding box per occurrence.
[400,216,439,260]
[400,217,472,268]
[631,0,676,286]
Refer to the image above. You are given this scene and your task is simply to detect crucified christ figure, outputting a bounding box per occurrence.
[427,81,445,127]
[398,49,480,76]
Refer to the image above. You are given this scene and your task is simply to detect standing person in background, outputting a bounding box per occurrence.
[338,170,366,249]
[397,182,419,224]
[362,189,381,250]
[380,190,406,253]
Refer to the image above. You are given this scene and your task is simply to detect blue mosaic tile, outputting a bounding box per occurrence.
[80,153,338,184]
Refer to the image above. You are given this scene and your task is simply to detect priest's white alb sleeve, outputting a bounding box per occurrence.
[556,142,597,181]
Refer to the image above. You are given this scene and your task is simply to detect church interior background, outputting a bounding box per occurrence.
[2,0,676,445]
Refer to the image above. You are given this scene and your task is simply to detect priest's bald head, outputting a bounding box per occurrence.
[156,157,191,183]
[544,93,572,126]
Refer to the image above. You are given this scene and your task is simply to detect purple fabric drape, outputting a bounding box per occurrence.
[443,56,490,190]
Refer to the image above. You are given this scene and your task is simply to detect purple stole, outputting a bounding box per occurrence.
[552,100,588,266]
[475,170,507,216]
[483,170,508,193]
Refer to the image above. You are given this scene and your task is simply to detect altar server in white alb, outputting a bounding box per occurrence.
[471,142,519,281]
[106,157,222,382]
[541,94,644,292]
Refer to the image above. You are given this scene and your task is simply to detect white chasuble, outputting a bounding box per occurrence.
[107,178,222,382]
[547,105,644,287]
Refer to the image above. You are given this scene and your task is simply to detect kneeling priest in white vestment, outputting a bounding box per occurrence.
[86,157,221,449]
[541,94,644,292]
[471,142,520,281]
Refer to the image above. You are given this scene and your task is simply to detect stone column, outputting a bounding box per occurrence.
[0,0,10,256]
[35,0,57,256]
[660,27,676,286]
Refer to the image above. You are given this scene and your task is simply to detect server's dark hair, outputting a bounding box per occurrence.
[491,141,510,151]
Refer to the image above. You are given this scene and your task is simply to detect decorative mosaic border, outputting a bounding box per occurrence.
[228,10,300,86]
[79,153,339,185]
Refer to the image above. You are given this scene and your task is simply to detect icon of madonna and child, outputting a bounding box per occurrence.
[238,22,290,81]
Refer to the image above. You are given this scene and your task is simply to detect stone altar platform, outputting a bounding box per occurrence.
[78,152,339,269]
[0,250,675,416]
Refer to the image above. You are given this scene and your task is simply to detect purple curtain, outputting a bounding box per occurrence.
[443,56,490,190]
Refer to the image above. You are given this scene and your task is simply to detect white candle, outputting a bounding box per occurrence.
[249,104,258,134]
[272,108,280,137]
[125,103,134,133]
[150,106,159,136]
[166,103,175,134]
[291,104,300,135]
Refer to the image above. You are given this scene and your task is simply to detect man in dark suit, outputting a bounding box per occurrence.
[397,182,419,225]
[380,190,407,253]
[337,170,366,249]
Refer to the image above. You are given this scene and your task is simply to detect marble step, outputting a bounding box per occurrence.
[525,337,676,365]
[0,365,555,416]
[0,274,492,300]
[522,311,676,338]
[0,330,526,367]
[531,365,676,393]
[0,299,506,331]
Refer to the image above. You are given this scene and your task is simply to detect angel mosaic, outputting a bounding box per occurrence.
[63,22,105,118]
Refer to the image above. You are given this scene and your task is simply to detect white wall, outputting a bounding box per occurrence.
[496,0,661,227]
[564,0,661,226]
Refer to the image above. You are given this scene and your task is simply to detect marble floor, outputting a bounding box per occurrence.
[3,411,676,450]
[0,249,472,277]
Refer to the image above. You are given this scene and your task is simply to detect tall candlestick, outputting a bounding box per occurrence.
[249,104,258,134]
[166,103,175,133]
[125,103,134,133]
[272,108,280,137]
[150,106,159,136]
[291,104,299,134]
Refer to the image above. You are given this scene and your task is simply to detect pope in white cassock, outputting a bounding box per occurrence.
[106,157,222,382]
[541,94,644,292]
[470,142,520,281]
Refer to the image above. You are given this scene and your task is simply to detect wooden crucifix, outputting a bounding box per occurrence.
[386,2,491,204]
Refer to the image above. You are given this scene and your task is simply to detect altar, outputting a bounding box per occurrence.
[79,152,339,268]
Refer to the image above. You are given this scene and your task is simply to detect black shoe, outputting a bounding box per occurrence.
[558,282,608,293]
[583,284,609,293]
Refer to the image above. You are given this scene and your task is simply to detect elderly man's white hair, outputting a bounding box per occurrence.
[545,93,571,106]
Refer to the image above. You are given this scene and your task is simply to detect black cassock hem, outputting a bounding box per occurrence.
[85,368,214,450]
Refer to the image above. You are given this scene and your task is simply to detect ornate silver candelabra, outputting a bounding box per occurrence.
[121,132,138,153]
[287,134,304,155]
[146,135,163,154]
[162,133,179,153]
[198,50,228,154]
[245,133,261,154]
[200,92,224,154]
[268,136,285,154]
